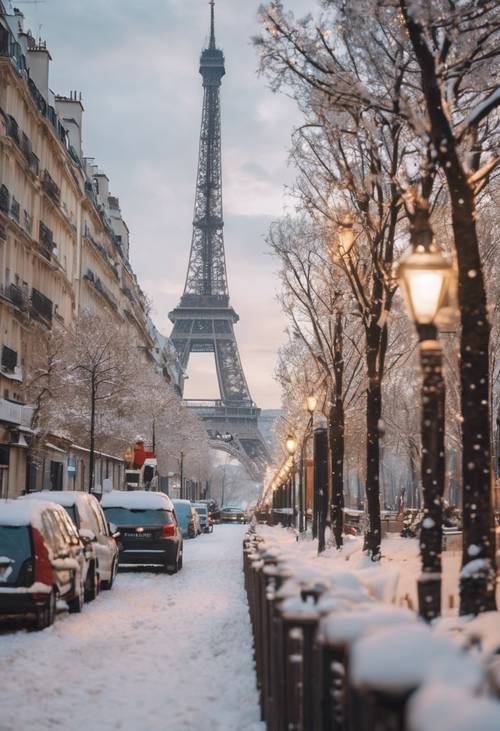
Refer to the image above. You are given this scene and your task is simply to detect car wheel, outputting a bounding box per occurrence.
[68,576,84,614]
[177,551,183,571]
[84,562,99,602]
[102,558,116,590]
[35,589,56,631]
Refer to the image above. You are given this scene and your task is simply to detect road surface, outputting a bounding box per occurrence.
[0,524,262,731]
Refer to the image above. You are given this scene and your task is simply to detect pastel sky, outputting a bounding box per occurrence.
[25,0,311,408]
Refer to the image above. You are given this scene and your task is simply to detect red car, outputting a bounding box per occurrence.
[0,499,87,630]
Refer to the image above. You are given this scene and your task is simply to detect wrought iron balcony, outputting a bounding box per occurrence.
[42,170,61,206]
[39,221,55,259]
[31,287,53,323]
[0,185,9,214]
[10,197,20,223]
[1,345,17,372]
[7,283,28,311]
[6,115,19,145]
[23,209,33,235]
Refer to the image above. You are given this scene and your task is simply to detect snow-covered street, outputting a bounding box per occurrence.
[0,525,262,731]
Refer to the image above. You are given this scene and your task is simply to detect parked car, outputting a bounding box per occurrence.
[220,506,246,524]
[192,506,202,536]
[101,491,182,573]
[0,499,87,629]
[192,502,213,533]
[23,491,119,592]
[172,499,198,539]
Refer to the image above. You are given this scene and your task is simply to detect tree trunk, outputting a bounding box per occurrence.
[88,374,96,494]
[364,326,383,559]
[314,426,329,553]
[330,313,345,549]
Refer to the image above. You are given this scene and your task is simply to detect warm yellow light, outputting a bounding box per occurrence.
[338,213,355,255]
[305,394,317,414]
[397,245,456,326]
[285,434,297,456]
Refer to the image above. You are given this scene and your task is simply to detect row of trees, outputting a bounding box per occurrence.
[256,0,500,614]
[23,310,211,492]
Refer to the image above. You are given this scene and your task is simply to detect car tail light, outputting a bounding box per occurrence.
[32,528,53,586]
[161,524,176,539]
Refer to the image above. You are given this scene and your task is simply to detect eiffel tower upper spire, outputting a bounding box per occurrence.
[209,0,216,50]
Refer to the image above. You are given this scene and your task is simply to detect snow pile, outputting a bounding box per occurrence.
[22,490,81,507]
[350,624,479,694]
[408,685,500,731]
[101,490,174,511]
[0,498,58,530]
[248,523,500,728]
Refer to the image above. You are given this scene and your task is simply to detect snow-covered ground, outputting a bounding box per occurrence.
[0,525,263,731]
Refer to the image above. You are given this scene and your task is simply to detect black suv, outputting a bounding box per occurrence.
[101,491,183,574]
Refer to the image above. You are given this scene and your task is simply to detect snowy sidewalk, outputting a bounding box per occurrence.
[0,525,262,731]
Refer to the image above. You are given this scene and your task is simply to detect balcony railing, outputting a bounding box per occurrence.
[31,287,53,323]
[42,170,61,206]
[39,221,55,259]
[6,115,19,145]
[7,283,28,311]
[23,209,33,235]
[10,197,20,223]
[0,185,9,214]
[1,345,17,372]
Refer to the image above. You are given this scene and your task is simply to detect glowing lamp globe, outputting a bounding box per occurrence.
[285,434,297,456]
[305,395,317,414]
[396,245,456,326]
[338,213,355,255]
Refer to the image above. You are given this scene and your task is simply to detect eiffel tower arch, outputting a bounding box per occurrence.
[169,2,269,482]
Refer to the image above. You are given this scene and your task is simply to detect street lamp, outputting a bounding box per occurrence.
[397,243,457,621]
[305,394,318,415]
[338,213,356,256]
[397,245,456,332]
[298,394,318,533]
[285,434,297,457]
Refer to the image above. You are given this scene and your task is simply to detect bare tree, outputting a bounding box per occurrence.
[62,311,140,492]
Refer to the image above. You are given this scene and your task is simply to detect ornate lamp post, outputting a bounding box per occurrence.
[286,434,298,528]
[397,243,456,621]
[300,395,317,533]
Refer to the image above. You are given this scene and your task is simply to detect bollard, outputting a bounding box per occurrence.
[279,595,320,731]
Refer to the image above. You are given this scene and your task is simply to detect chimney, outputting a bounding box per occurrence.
[55,91,84,159]
[27,43,52,102]
[94,172,109,207]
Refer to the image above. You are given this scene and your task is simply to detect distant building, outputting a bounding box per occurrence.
[0,5,180,496]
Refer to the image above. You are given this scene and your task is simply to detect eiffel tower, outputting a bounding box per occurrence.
[169,1,269,481]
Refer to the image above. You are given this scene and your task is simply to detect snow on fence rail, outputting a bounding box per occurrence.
[243,523,500,731]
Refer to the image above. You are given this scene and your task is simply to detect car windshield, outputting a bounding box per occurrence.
[102,508,172,527]
[193,505,207,516]
[0,526,31,585]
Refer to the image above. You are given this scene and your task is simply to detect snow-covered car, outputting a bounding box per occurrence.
[101,491,183,573]
[192,503,213,533]
[172,499,198,538]
[23,491,119,591]
[220,506,246,524]
[0,499,87,629]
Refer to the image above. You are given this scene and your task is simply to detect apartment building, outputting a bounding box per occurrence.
[0,5,182,496]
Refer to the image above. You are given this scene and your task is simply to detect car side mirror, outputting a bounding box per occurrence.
[79,528,96,544]
[108,522,120,539]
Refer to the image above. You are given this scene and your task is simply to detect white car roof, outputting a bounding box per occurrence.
[0,498,66,530]
[22,490,89,508]
[101,490,174,511]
